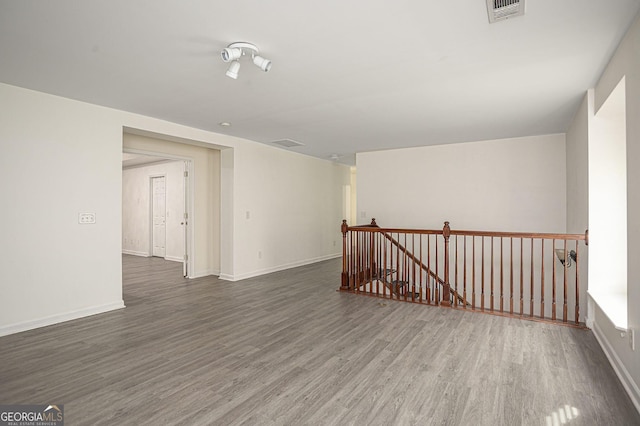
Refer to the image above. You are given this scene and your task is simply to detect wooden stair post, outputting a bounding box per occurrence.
[441,221,452,307]
[369,218,378,281]
[341,220,349,290]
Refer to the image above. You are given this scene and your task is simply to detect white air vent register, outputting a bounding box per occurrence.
[487,0,525,23]
[271,139,304,148]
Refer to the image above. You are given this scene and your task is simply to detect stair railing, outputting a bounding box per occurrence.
[341,219,451,305]
[341,219,588,326]
[371,220,471,306]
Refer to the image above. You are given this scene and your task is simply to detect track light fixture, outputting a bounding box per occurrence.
[221,47,242,62]
[226,61,240,79]
[252,55,272,72]
[220,42,271,79]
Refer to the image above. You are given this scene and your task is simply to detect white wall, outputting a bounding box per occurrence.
[566,95,589,236]
[0,84,125,335]
[0,82,351,336]
[573,12,640,412]
[122,160,185,261]
[356,134,567,233]
[228,140,351,280]
[356,134,571,320]
[565,93,589,326]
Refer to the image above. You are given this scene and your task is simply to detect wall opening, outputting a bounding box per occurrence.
[588,76,628,329]
[122,152,192,277]
[122,128,223,279]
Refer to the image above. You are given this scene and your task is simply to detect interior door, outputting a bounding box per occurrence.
[151,176,166,258]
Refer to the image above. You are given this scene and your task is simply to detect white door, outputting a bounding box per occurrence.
[152,176,166,258]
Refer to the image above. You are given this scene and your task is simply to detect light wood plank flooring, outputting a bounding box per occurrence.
[0,255,638,425]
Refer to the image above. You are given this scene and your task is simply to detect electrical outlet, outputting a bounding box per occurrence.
[258,250,262,259]
[631,329,635,351]
[79,212,96,224]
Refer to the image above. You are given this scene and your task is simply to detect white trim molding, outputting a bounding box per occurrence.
[586,296,595,329]
[219,253,341,282]
[0,301,126,337]
[589,290,628,331]
[593,321,640,414]
[190,269,219,279]
[122,250,150,257]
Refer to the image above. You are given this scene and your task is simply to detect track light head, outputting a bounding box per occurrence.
[252,55,272,72]
[221,47,242,62]
[221,42,271,79]
[225,61,240,79]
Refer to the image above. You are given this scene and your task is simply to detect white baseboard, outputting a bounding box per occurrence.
[122,249,150,257]
[0,301,126,337]
[189,269,220,279]
[123,252,187,265]
[586,296,595,329]
[593,320,640,414]
[219,253,341,282]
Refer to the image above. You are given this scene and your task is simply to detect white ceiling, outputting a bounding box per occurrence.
[1,1,638,165]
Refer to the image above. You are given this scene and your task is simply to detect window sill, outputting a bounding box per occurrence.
[588,290,628,331]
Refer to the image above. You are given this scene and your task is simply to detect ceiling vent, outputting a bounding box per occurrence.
[487,0,525,23]
[271,139,304,148]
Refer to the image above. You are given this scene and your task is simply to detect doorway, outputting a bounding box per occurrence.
[122,152,194,277]
[122,129,225,280]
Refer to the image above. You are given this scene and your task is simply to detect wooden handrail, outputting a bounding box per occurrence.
[450,229,587,240]
[378,231,470,306]
[341,219,589,327]
[345,219,464,306]
[347,225,587,241]
[379,232,444,285]
[348,226,444,235]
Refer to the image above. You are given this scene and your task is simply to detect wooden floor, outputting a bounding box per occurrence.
[0,255,638,425]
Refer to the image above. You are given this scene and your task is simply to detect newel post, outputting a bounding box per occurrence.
[369,218,379,280]
[341,220,349,290]
[441,221,452,307]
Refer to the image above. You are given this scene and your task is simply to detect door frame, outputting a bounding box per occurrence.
[123,148,195,278]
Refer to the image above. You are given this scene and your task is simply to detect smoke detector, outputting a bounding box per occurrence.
[487,0,525,23]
